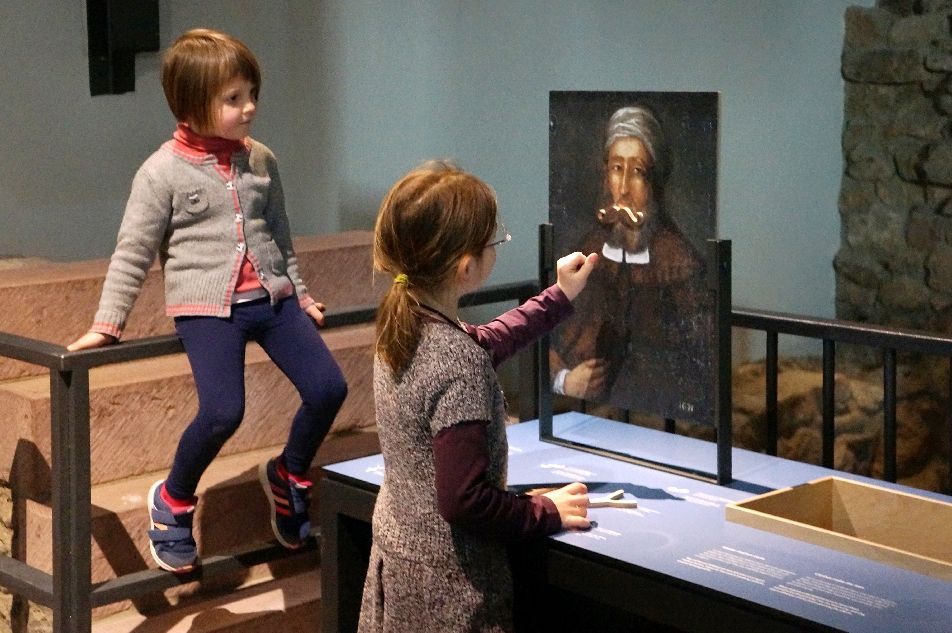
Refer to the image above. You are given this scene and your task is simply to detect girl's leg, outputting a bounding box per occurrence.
[165,315,249,499]
[255,298,348,475]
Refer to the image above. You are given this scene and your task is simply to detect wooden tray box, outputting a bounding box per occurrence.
[725,476,952,581]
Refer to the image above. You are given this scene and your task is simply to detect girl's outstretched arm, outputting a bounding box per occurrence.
[464,252,597,366]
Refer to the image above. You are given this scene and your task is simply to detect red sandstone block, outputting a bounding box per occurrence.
[0,324,375,496]
[294,233,386,310]
[0,232,384,381]
[89,569,320,633]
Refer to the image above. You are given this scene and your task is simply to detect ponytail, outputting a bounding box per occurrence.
[375,274,423,376]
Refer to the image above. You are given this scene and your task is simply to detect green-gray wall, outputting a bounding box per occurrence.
[0,1,868,337]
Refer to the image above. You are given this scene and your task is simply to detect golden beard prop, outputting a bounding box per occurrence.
[596,199,658,253]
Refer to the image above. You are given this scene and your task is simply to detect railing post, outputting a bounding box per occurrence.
[821,340,835,469]
[883,349,897,483]
[50,368,92,633]
[765,331,779,456]
[518,286,539,422]
[537,223,555,437]
[948,358,952,494]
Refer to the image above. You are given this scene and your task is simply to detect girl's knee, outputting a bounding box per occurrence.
[303,372,347,410]
[199,402,245,438]
[326,373,350,408]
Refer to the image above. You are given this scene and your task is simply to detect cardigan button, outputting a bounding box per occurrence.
[236,243,245,252]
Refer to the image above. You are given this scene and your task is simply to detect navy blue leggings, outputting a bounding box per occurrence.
[164,297,347,499]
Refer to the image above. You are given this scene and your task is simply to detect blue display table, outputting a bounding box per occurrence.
[320,414,952,633]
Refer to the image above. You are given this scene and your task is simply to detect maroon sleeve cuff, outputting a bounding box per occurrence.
[532,494,564,535]
[433,421,563,541]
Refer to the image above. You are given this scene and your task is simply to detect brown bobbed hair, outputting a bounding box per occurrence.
[374,161,497,374]
[161,28,261,133]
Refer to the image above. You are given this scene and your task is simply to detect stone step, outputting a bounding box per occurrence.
[22,433,376,588]
[90,569,320,633]
[0,231,385,381]
[0,323,376,498]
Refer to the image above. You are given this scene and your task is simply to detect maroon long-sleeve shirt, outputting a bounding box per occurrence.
[430,284,574,539]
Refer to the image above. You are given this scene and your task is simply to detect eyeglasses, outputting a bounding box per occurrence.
[485,223,512,249]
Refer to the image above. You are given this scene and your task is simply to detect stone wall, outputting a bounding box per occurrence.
[832,1,952,494]
[837,0,952,329]
[639,357,951,494]
[730,358,950,493]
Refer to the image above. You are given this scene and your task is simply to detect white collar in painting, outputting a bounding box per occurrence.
[601,241,650,264]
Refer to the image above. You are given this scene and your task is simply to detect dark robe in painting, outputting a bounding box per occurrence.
[552,218,714,422]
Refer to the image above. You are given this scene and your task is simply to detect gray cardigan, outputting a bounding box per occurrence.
[91,137,312,338]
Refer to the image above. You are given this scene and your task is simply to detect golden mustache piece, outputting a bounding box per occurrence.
[597,204,644,228]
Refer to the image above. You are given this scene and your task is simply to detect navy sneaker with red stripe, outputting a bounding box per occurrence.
[147,479,198,573]
[259,456,312,549]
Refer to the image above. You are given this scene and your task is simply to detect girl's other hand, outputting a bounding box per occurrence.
[304,302,326,327]
[66,332,117,351]
[543,482,591,530]
[556,252,598,301]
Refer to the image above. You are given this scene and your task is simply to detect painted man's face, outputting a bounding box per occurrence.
[603,136,656,252]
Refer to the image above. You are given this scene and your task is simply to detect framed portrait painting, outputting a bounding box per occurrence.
[548,90,720,426]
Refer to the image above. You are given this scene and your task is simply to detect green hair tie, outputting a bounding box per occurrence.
[394,273,409,286]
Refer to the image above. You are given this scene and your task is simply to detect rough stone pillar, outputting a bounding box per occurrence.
[837,1,952,331]
[835,0,952,495]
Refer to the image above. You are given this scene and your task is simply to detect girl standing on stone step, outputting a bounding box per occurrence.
[67,28,347,573]
[359,161,595,633]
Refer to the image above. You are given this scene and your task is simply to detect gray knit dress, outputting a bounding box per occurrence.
[357,321,516,633]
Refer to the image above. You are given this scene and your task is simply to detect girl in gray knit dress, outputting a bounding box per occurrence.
[358,161,598,632]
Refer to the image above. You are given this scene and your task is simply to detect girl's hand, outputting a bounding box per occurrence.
[542,482,591,530]
[304,302,326,327]
[556,252,598,301]
[66,332,117,351]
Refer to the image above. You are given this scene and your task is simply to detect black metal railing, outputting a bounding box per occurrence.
[4,281,951,632]
[0,281,538,633]
[732,307,952,488]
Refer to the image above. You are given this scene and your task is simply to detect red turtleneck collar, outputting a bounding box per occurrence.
[170,123,262,294]
[172,123,247,167]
